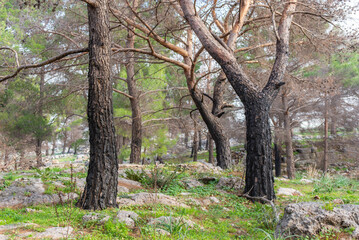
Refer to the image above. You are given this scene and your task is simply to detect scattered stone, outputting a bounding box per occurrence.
[275,177,290,182]
[182,179,203,189]
[209,196,220,203]
[277,188,304,196]
[117,192,188,208]
[0,234,7,240]
[83,213,110,224]
[115,210,139,228]
[201,207,208,212]
[118,178,144,191]
[155,228,171,236]
[223,207,230,211]
[34,226,73,239]
[148,216,197,229]
[25,208,42,213]
[332,199,344,205]
[216,177,243,191]
[118,186,130,193]
[186,198,201,206]
[275,202,359,239]
[300,179,313,184]
[179,192,191,196]
[0,223,35,231]
[201,198,211,206]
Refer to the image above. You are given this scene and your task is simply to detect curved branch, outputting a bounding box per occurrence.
[0,48,89,83]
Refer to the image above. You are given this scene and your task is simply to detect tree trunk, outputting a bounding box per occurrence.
[184,130,189,148]
[36,139,43,167]
[274,143,281,177]
[190,90,232,168]
[126,0,142,164]
[192,121,198,162]
[45,142,49,156]
[323,94,329,173]
[208,132,214,165]
[62,130,67,154]
[4,146,9,166]
[77,0,118,210]
[243,100,275,200]
[36,66,45,167]
[282,93,295,179]
[330,95,338,136]
[51,133,57,155]
[198,130,202,151]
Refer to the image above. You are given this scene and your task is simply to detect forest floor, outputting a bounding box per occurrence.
[0,155,358,240]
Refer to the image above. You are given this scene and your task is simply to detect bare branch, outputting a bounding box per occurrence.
[0,48,89,83]
[0,47,20,68]
[113,88,134,99]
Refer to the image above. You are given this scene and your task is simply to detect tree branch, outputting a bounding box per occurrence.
[0,48,89,83]
[113,88,133,99]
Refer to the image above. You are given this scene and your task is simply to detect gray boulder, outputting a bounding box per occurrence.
[117,192,188,208]
[216,177,243,191]
[83,213,110,224]
[0,178,78,209]
[33,227,73,239]
[276,202,359,239]
[115,210,139,228]
[182,179,203,189]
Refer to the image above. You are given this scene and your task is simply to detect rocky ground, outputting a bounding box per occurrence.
[0,157,358,239]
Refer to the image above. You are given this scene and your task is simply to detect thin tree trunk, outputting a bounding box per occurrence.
[184,130,189,148]
[330,95,338,136]
[45,142,49,156]
[77,0,118,210]
[282,93,295,179]
[323,93,329,173]
[243,100,275,200]
[36,66,45,167]
[208,132,214,165]
[51,133,57,155]
[62,130,67,154]
[35,139,42,167]
[274,143,281,177]
[192,120,198,162]
[198,130,202,151]
[4,147,9,166]
[126,0,141,164]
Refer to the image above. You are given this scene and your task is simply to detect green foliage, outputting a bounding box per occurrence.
[103,220,130,239]
[34,168,59,182]
[313,175,355,194]
[123,165,185,190]
[142,128,177,158]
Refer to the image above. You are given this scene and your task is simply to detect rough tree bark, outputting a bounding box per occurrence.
[77,0,118,210]
[126,0,142,164]
[180,0,297,200]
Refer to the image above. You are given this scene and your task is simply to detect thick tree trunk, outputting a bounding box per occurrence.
[208,132,214,165]
[126,0,142,164]
[243,100,275,200]
[282,93,295,179]
[77,0,118,210]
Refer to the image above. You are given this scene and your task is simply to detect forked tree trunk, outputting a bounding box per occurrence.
[282,93,295,179]
[190,90,232,168]
[243,100,275,200]
[77,0,118,210]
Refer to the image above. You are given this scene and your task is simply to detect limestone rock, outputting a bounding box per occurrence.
[148,216,196,229]
[216,177,243,191]
[117,192,188,208]
[115,210,139,228]
[83,213,110,224]
[0,178,78,208]
[209,196,220,203]
[34,226,73,239]
[155,228,171,236]
[275,202,359,239]
[277,187,304,196]
[182,179,203,189]
[118,178,143,191]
